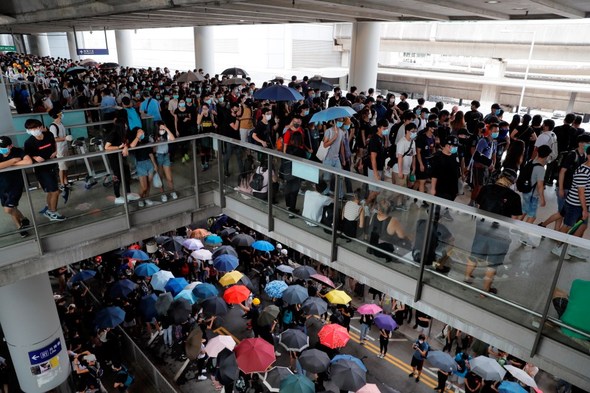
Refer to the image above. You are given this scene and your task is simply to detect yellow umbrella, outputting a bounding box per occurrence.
[219,271,244,287]
[325,290,352,305]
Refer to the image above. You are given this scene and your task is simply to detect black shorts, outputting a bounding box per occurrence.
[411,356,425,370]
[0,186,23,208]
[35,165,59,193]
[415,162,431,180]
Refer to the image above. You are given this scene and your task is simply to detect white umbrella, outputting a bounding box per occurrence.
[184,281,201,291]
[192,249,212,261]
[276,265,294,274]
[150,270,175,292]
[205,335,236,357]
[183,238,204,251]
[469,356,506,381]
[504,365,538,389]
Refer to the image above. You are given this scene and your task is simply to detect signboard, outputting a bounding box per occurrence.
[28,338,62,365]
[76,48,109,56]
[0,45,16,51]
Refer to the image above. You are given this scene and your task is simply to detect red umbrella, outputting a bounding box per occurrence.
[310,274,336,288]
[128,244,141,250]
[223,285,251,304]
[318,324,350,349]
[234,338,276,374]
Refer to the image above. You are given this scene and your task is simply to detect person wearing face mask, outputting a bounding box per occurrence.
[153,121,177,202]
[174,99,193,163]
[48,108,73,203]
[116,85,130,105]
[320,118,345,196]
[140,91,162,125]
[409,334,430,383]
[23,119,66,221]
[392,123,417,210]
[127,127,157,207]
[414,121,437,203]
[168,90,180,114]
[364,119,389,206]
[251,108,273,149]
[483,103,502,124]
[197,103,216,170]
[430,136,461,222]
[0,136,33,237]
[237,94,254,144]
[468,123,497,207]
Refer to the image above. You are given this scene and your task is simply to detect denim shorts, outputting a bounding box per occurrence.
[521,192,539,218]
[156,153,171,167]
[562,202,587,227]
[136,159,154,177]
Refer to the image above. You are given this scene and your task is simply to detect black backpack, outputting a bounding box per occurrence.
[516,161,542,193]
[250,170,265,191]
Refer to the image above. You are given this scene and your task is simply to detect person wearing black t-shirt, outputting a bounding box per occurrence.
[464,100,483,134]
[0,136,32,236]
[430,136,460,222]
[414,122,436,200]
[365,119,388,206]
[221,103,244,177]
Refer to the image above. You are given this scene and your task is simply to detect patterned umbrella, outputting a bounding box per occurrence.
[310,274,336,288]
[318,324,350,349]
[265,280,288,298]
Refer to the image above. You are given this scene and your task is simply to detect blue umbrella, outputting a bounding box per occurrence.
[174,289,197,305]
[253,85,304,102]
[310,106,356,123]
[122,249,150,261]
[95,306,125,328]
[265,280,288,298]
[214,254,239,272]
[498,381,528,393]
[252,240,275,252]
[192,283,219,300]
[280,374,315,393]
[165,277,189,296]
[134,262,160,277]
[374,313,398,331]
[139,294,158,320]
[331,354,368,372]
[204,235,223,245]
[70,270,96,283]
[110,279,138,298]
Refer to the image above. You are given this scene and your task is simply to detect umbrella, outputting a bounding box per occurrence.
[165,277,189,296]
[239,275,255,291]
[258,305,280,326]
[65,66,87,75]
[169,298,192,324]
[221,77,248,85]
[252,240,275,252]
[301,296,328,315]
[155,292,174,315]
[357,303,383,315]
[265,280,288,298]
[221,67,248,77]
[280,374,315,393]
[298,349,330,373]
[310,274,336,288]
[260,366,293,393]
[253,85,303,102]
[231,234,255,247]
[374,314,397,331]
[182,238,203,251]
[190,228,211,239]
[223,284,251,304]
[205,335,236,357]
[318,323,350,349]
[134,262,160,277]
[139,294,158,320]
[276,265,294,274]
[204,235,223,245]
[214,254,239,272]
[305,316,323,347]
[185,328,204,360]
[426,351,457,373]
[174,289,197,305]
[70,270,96,283]
[201,297,229,316]
[191,249,212,261]
[307,77,333,91]
[325,289,352,305]
[212,245,238,259]
[499,381,528,393]
[100,62,119,69]
[279,329,309,352]
[357,384,381,393]
[310,106,356,123]
[176,70,205,83]
[217,348,240,384]
[234,338,276,374]
[219,271,244,286]
[156,236,183,254]
[331,354,368,372]
[470,356,507,381]
[504,365,538,388]
[192,283,219,300]
[184,281,200,291]
[151,270,175,291]
[220,227,237,237]
[95,306,125,328]
[282,285,309,305]
[292,266,316,280]
[122,249,150,261]
[110,279,138,298]
[330,359,367,392]
[80,58,97,67]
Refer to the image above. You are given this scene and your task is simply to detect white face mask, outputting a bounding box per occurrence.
[27,129,43,137]
[265,114,272,121]
[159,130,166,135]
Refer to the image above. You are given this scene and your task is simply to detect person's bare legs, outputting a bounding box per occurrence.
[47,191,59,211]
[4,206,24,228]
[483,267,497,292]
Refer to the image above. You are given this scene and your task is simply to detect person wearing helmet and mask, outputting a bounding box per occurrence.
[239,297,261,337]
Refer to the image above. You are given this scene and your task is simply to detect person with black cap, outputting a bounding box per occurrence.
[430,136,461,221]
[0,136,32,237]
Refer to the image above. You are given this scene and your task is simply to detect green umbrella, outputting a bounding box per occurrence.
[258,305,280,326]
[280,374,315,393]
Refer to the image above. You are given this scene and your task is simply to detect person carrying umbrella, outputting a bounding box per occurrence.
[409,334,430,383]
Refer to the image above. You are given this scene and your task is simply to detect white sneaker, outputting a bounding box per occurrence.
[114,197,125,205]
[551,245,571,260]
[275,351,281,356]
[170,192,178,200]
[127,193,140,201]
[138,200,145,208]
[145,199,154,206]
[161,194,168,202]
[198,375,207,381]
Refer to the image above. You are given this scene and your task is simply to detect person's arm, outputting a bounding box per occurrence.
[370,150,379,181]
[323,128,338,147]
[580,186,588,220]
[537,176,546,207]
[430,177,437,196]
[197,112,203,125]
[230,118,239,131]
[252,130,268,147]
[164,126,175,141]
[173,113,179,136]
[358,206,365,228]
[129,129,143,148]
[416,147,424,171]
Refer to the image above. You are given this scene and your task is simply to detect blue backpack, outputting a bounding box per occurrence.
[117,365,135,388]
[283,309,293,325]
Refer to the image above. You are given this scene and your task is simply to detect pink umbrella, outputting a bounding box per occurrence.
[310,274,336,288]
[357,304,383,315]
[357,384,381,393]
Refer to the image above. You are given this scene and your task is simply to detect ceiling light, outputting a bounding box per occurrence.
[239,19,245,22]
[512,7,527,10]
[485,1,500,3]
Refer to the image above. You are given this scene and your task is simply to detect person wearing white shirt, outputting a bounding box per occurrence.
[302,181,332,226]
[393,123,417,210]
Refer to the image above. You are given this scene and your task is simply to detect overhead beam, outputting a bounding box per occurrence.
[410,0,510,20]
[308,0,449,21]
[528,0,585,18]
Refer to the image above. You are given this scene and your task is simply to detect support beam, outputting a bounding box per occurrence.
[66,31,79,61]
[528,0,585,18]
[301,0,448,21]
[415,0,510,19]
[115,29,134,67]
[349,21,381,92]
[193,26,215,75]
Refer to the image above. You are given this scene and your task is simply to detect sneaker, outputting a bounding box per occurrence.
[170,192,178,200]
[442,210,453,221]
[275,351,282,356]
[198,375,207,381]
[114,197,125,205]
[408,372,414,378]
[62,185,70,204]
[551,245,571,260]
[567,246,589,260]
[145,199,154,206]
[44,211,66,221]
[39,206,48,215]
[127,193,140,201]
[20,230,30,238]
[161,194,168,203]
[19,218,30,238]
[138,200,145,208]
[416,377,420,383]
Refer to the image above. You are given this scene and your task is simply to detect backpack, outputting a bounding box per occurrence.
[250,170,265,191]
[547,131,559,163]
[117,365,135,388]
[282,309,293,325]
[247,129,256,144]
[516,161,542,193]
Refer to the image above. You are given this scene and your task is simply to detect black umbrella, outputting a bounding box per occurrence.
[307,77,333,91]
[221,77,248,86]
[260,366,293,393]
[155,292,174,315]
[282,284,309,305]
[293,266,316,280]
[301,297,328,315]
[201,297,228,316]
[298,349,330,373]
[231,234,255,247]
[279,329,309,352]
[304,316,323,347]
[109,279,138,298]
[217,348,239,384]
[220,227,237,237]
[65,66,87,75]
[239,275,255,292]
[212,245,238,259]
[330,359,366,391]
[221,67,248,77]
[176,71,205,83]
[169,298,192,324]
[155,235,183,254]
[258,305,280,326]
[100,62,119,69]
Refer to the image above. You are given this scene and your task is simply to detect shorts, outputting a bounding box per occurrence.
[240,128,252,143]
[471,163,488,187]
[552,297,568,318]
[410,356,424,370]
[136,159,154,177]
[367,169,383,191]
[470,223,511,267]
[56,149,69,171]
[562,202,587,228]
[0,186,23,208]
[415,162,431,180]
[416,325,430,337]
[35,165,59,193]
[521,192,539,218]
[156,153,171,167]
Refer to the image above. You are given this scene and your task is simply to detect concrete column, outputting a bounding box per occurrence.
[35,33,51,57]
[193,26,215,74]
[115,29,134,67]
[423,80,430,101]
[0,273,70,392]
[66,32,79,61]
[349,21,381,93]
[480,58,506,108]
[566,92,577,113]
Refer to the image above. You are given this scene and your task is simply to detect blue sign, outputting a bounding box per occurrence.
[28,339,62,365]
[77,48,109,56]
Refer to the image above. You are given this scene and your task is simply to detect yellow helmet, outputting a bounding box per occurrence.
[252,298,261,306]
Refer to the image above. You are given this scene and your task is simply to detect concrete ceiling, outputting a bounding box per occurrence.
[0,0,589,33]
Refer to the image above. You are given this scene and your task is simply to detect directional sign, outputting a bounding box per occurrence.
[76,48,109,56]
[0,45,16,51]
[28,338,62,365]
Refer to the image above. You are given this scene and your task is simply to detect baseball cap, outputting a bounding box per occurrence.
[0,136,12,148]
